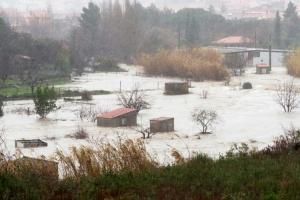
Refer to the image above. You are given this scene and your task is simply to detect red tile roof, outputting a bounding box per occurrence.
[256,64,270,68]
[98,108,137,119]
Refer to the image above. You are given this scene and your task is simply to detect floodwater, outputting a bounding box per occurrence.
[1,54,300,163]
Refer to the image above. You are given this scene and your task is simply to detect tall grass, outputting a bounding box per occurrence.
[137,48,229,81]
[287,49,300,77]
[56,139,158,178]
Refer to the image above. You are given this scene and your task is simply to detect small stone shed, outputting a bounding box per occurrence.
[150,117,174,133]
[14,157,59,179]
[165,82,189,95]
[97,108,138,127]
[256,64,271,74]
[15,139,48,148]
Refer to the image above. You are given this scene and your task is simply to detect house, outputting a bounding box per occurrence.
[97,108,138,127]
[14,157,59,180]
[165,82,189,95]
[15,139,48,148]
[212,36,253,47]
[256,64,271,74]
[150,117,175,133]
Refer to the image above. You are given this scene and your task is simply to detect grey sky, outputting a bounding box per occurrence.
[0,0,210,13]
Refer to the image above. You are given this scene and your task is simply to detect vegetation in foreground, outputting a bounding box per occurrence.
[287,49,300,77]
[137,48,229,81]
[1,129,300,199]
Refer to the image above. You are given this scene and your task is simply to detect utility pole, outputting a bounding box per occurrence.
[269,34,272,71]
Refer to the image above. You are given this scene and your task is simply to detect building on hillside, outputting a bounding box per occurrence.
[212,36,254,47]
[97,108,138,127]
[256,63,271,74]
[15,139,48,148]
[150,117,174,133]
[165,82,189,95]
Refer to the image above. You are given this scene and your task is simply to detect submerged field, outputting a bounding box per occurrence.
[1,54,299,164]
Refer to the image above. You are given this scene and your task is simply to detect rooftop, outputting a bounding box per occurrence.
[151,117,174,121]
[98,108,137,119]
[213,36,253,45]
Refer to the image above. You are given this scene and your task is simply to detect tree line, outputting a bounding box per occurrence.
[0,17,70,89]
[1,1,300,84]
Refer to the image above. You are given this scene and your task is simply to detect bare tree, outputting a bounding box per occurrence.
[192,109,218,134]
[117,86,150,112]
[200,90,208,99]
[135,125,153,139]
[275,80,299,113]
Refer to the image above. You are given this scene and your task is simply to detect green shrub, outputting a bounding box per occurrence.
[33,86,58,118]
[242,82,253,89]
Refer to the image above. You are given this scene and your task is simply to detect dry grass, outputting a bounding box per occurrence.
[56,139,158,178]
[137,48,229,81]
[287,49,300,77]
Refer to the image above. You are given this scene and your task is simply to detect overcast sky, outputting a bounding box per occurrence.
[0,0,211,13]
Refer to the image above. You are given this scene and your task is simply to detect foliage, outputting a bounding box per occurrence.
[287,49,300,77]
[242,82,253,89]
[66,127,89,140]
[0,99,3,117]
[3,129,300,199]
[192,109,218,134]
[33,86,58,118]
[56,139,157,178]
[275,80,299,113]
[81,91,93,101]
[138,48,228,81]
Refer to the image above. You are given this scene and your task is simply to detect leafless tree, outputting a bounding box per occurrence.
[117,86,150,112]
[135,125,153,139]
[78,105,104,122]
[200,90,208,99]
[275,80,299,113]
[192,109,218,134]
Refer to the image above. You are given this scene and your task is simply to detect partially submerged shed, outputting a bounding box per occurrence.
[165,82,189,95]
[97,108,138,127]
[150,117,174,133]
[256,64,271,74]
[15,139,48,148]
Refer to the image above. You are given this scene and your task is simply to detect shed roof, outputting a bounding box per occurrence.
[256,64,270,68]
[98,108,137,119]
[151,117,174,121]
[213,36,253,45]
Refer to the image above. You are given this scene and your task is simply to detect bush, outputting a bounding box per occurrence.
[81,91,93,101]
[242,82,252,89]
[94,58,124,72]
[66,127,89,140]
[0,99,3,117]
[287,49,300,77]
[33,86,58,118]
[137,48,229,81]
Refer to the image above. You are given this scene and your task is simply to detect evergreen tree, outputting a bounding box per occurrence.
[274,11,282,48]
[33,86,58,118]
[283,2,300,47]
[185,14,199,47]
[79,2,101,58]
